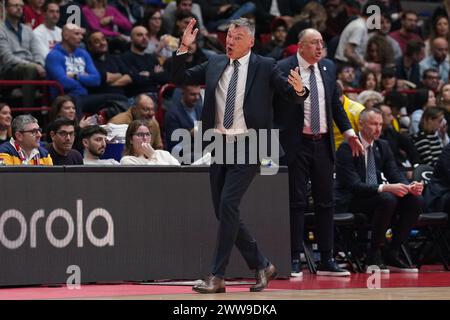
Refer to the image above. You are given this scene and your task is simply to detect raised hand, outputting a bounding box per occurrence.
[180,18,198,50]
[287,67,304,93]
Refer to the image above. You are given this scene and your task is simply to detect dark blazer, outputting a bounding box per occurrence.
[334,138,409,211]
[171,51,307,133]
[425,144,450,211]
[395,57,421,87]
[164,100,203,152]
[274,55,352,163]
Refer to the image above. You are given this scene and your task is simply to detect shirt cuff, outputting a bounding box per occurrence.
[344,129,356,140]
[378,184,383,193]
[176,49,188,55]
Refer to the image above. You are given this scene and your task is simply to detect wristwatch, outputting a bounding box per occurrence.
[297,87,306,96]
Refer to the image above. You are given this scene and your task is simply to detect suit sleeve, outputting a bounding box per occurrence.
[270,60,308,105]
[379,140,409,184]
[335,142,379,196]
[170,52,207,86]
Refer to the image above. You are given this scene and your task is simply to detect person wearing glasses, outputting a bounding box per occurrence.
[46,118,83,165]
[0,114,52,165]
[274,28,364,278]
[120,120,180,165]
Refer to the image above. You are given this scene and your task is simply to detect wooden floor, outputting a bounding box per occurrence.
[103,286,450,300]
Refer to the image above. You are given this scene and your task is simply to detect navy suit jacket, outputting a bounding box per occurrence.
[425,144,450,211]
[274,55,352,163]
[164,100,203,152]
[334,138,409,211]
[171,51,307,134]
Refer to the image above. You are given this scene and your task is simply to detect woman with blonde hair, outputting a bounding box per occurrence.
[121,120,180,165]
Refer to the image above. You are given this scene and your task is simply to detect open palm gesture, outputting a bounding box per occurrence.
[181,18,199,48]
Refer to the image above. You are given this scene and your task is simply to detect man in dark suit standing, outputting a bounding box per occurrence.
[274,28,364,277]
[335,108,423,273]
[171,18,308,293]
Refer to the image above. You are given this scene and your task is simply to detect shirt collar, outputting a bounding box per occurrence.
[230,50,251,67]
[359,133,374,149]
[297,52,318,70]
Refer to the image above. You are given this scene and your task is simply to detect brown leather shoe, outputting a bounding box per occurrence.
[192,275,226,294]
[250,263,277,292]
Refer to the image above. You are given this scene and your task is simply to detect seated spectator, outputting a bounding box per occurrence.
[46,117,83,165]
[284,1,327,48]
[109,94,163,150]
[409,89,437,134]
[389,10,422,54]
[333,83,365,151]
[356,90,383,109]
[258,17,287,60]
[121,26,169,98]
[438,83,450,136]
[162,0,207,35]
[424,14,450,59]
[164,85,202,154]
[337,63,357,99]
[0,103,12,145]
[380,67,408,94]
[359,70,379,91]
[420,37,450,84]
[378,103,421,173]
[142,8,174,61]
[368,11,402,60]
[33,0,62,64]
[110,0,143,25]
[0,0,46,109]
[195,0,256,32]
[120,120,180,165]
[335,2,377,73]
[45,23,110,117]
[23,0,45,29]
[0,114,52,165]
[81,125,119,165]
[252,0,300,34]
[420,68,443,92]
[86,31,132,97]
[82,0,132,53]
[323,0,360,43]
[163,38,208,73]
[413,107,448,167]
[365,34,395,71]
[425,144,450,214]
[335,108,423,273]
[394,40,424,88]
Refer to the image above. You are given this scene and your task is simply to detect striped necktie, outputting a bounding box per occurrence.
[223,60,240,129]
[366,145,378,185]
[309,65,320,134]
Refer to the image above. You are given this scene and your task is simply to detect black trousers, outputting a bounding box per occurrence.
[288,136,335,260]
[349,193,422,247]
[209,138,268,277]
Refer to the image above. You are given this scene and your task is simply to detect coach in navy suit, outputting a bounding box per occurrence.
[425,144,450,214]
[171,18,308,293]
[335,108,423,272]
[274,28,364,277]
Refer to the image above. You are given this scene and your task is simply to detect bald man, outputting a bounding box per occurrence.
[121,26,169,97]
[420,37,450,83]
[274,28,364,277]
[45,23,101,115]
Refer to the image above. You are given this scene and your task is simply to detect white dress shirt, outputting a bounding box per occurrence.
[297,53,327,134]
[215,50,251,136]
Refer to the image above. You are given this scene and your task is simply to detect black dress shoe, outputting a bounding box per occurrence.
[250,263,277,292]
[366,249,389,274]
[192,275,226,294]
[317,259,351,277]
[384,250,418,273]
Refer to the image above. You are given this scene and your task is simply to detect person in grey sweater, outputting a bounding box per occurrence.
[0,0,46,108]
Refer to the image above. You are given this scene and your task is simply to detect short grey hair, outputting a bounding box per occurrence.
[12,114,38,138]
[298,28,320,42]
[359,107,383,122]
[229,18,255,37]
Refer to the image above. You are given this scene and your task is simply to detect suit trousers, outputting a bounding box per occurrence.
[288,136,335,260]
[350,193,422,247]
[209,138,268,277]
